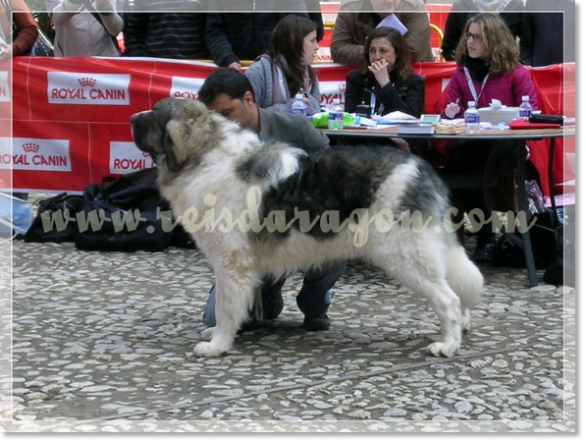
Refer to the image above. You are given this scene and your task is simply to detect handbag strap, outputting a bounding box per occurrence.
[79,0,120,52]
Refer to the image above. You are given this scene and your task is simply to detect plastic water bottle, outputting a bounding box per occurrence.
[291,93,307,116]
[327,98,344,130]
[464,101,480,133]
[519,95,532,118]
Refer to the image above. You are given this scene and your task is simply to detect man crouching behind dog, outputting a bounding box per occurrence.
[130,70,484,359]
[197,68,346,334]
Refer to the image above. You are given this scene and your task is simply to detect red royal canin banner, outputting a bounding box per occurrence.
[0,57,575,195]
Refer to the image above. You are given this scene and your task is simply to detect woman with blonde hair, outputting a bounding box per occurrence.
[442,13,538,263]
[444,13,536,119]
[441,0,524,62]
[245,14,321,115]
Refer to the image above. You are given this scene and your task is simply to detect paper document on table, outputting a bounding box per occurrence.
[376,111,418,121]
[375,111,419,124]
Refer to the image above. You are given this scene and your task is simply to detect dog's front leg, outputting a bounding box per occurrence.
[194,267,258,357]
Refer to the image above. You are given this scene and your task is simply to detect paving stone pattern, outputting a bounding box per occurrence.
[0,197,576,433]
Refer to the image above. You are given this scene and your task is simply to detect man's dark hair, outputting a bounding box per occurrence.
[198,68,256,105]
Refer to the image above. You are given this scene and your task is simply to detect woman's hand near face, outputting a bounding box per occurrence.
[368,59,390,87]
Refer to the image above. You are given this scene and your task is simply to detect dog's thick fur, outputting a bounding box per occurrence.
[131,98,484,358]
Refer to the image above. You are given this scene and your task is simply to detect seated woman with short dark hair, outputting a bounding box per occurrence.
[344,26,424,152]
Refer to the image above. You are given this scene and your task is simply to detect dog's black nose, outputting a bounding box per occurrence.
[130,110,150,125]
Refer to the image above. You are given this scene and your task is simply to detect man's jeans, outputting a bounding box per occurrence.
[202,260,346,327]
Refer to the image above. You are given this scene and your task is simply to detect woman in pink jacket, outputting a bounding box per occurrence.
[441,13,537,264]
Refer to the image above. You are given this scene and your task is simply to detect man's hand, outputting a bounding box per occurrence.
[228,62,243,72]
[394,137,410,153]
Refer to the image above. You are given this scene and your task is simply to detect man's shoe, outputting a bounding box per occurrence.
[472,235,498,263]
[302,316,331,331]
[264,294,284,320]
[237,319,271,335]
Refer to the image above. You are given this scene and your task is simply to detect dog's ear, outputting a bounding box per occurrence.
[163,119,192,173]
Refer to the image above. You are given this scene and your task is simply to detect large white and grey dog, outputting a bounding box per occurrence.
[131,98,483,358]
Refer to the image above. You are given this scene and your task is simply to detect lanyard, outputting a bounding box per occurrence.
[464,67,489,105]
[369,83,394,116]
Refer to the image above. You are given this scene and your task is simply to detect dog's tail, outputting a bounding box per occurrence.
[445,243,484,309]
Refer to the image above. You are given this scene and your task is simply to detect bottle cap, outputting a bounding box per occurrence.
[333,98,340,105]
[295,93,303,100]
[522,95,529,101]
[467,101,475,107]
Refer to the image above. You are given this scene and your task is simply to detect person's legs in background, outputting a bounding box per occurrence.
[444,140,517,263]
[203,261,346,331]
[202,275,286,329]
[296,260,346,331]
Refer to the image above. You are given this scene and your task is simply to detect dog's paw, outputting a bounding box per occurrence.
[427,342,458,358]
[194,341,225,358]
[200,327,215,341]
[462,308,472,334]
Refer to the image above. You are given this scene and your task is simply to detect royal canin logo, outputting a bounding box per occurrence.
[78,77,97,87]
[0,71,10,102]
[109,142,156,174]
[170,76,205,100]
[48,73,131,105]
[0,138,71,172]
[22,143,40,153]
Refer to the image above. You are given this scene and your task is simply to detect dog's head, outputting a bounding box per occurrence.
[130,97,222,173]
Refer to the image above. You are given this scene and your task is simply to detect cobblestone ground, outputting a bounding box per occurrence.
[0,198,576,433]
